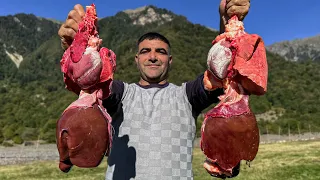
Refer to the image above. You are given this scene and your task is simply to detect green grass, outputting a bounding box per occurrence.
[193,140,320,180]
[0,140,319,180]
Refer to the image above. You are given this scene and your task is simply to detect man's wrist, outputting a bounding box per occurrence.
[60,37,70,50]
[219,16,227,34]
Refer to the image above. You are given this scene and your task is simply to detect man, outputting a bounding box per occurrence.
[58,0,250,179]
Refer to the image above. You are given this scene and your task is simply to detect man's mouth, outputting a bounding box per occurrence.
[146,64,160,68]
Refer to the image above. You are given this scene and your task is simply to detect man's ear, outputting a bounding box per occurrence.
[168,55,173,70]
[169,55,173,65]
[135,54,140,69]
[135,54,138,64]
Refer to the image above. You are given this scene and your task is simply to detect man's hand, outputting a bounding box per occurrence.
[203,70,224,91]
[219,0,250,33]
[58,4,85,50]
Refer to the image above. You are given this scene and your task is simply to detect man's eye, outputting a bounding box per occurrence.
[159,50,167,54]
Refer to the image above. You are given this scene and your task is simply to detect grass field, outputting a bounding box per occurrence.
[0,140,319,180]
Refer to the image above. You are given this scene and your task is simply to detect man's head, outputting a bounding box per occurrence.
[135,32,172,85]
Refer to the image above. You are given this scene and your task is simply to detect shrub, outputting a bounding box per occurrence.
[3,127,15,140]
[13,135,24,144]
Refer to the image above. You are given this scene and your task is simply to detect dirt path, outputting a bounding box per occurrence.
[0,144,59,166]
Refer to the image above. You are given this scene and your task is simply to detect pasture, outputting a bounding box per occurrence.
[0,140,319,180]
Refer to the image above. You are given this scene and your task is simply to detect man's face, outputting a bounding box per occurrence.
[135,39,172,83]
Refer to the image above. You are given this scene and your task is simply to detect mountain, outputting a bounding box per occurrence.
[0,5,319,144]
[0,13,61,80]
[123,6,175,25]
[266,35,320,62]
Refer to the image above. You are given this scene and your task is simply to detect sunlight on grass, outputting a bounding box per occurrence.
[193,140,320,180]
[0,140,319,180]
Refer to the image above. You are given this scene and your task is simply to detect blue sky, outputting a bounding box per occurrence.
[1,0,319,45]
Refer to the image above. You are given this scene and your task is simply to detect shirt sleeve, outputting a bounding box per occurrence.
[186,74,224,118]
[102,80,124,115]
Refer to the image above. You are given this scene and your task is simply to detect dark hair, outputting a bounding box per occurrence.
[137,32,171,48]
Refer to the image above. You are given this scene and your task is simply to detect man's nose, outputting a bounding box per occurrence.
[149,58,158,63]
[148,51,157,62]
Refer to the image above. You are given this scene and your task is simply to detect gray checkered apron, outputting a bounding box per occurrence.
[105,83,196,180]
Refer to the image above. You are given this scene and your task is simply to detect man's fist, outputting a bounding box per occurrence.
[58,4,85,50]
[219,0,250,33]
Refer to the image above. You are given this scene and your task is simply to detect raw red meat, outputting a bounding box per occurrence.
[56,4,116,172]
[201,15,268,178]
[57,104,111,172]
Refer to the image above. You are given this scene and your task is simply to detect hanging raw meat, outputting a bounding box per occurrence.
[56,4,116,172]
[201,15,268,178]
